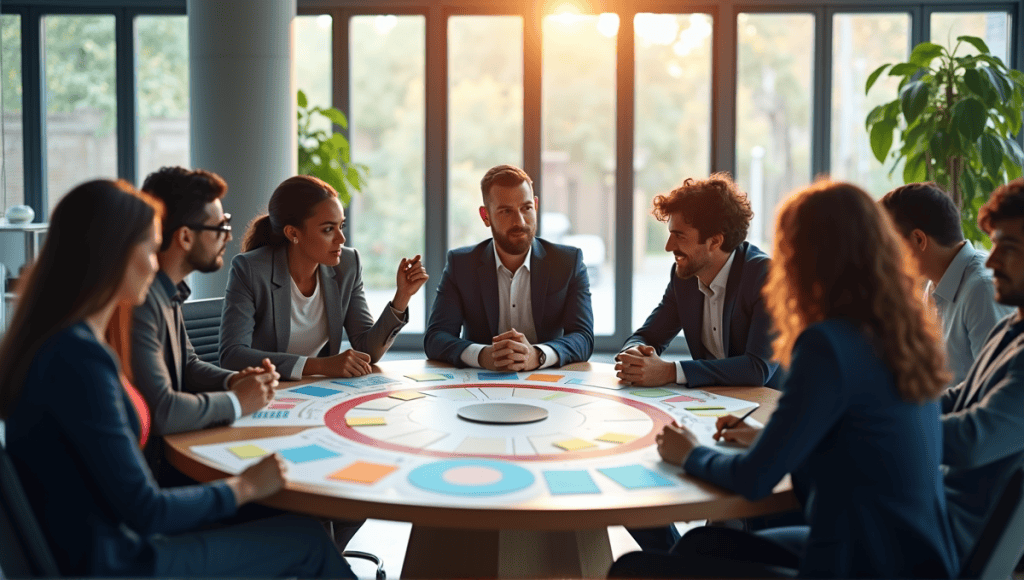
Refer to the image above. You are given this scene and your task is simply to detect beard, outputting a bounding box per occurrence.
[993,273,1024,307]
[674,251,710,280]
[187,246,224,274]
[493,225,534,256]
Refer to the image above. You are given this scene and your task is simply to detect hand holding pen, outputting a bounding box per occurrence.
[711,407,761,447]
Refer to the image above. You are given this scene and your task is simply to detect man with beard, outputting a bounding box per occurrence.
[424,164,594,370]
[941,177,1024,564]
[132,167,277,479]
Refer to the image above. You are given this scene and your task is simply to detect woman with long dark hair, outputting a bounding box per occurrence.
[0,180,353,578]
[220,175,427,379]
[612,181,960,578]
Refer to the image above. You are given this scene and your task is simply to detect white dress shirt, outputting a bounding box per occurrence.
[677,250,735,384]
[287,272,330,379]
[460,244,559,369]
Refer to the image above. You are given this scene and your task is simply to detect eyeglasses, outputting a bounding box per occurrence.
[186,213,232,236]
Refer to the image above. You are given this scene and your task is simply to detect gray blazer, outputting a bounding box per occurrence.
[220,244,407,378]
[130,272,235,435]
[942,313,1024,560]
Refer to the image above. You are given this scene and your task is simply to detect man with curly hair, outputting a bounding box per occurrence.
[616,173,779,390]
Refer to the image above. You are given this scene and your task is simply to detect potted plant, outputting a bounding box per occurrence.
[865,36,1024,244]
[297,89,368,206]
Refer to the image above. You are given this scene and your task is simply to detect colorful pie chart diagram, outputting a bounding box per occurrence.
[408,459,535,497]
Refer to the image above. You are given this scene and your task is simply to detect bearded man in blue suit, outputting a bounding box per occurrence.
[424,164,594,371]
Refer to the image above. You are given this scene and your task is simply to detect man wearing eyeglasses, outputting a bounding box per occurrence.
[132,166,279,483]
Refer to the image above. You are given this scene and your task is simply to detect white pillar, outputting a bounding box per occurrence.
[187,0,296,298]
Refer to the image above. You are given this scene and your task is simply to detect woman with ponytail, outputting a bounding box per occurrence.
[0,180,353,578]
[220,175,428,379]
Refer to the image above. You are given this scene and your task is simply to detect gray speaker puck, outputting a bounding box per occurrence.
[457,403,549,425]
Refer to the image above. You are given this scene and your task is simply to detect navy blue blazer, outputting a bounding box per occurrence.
[684,320,959,578]
[942,313,1024,559]
[6,323,236,577]
[424,237,594,367]
[624,241,779,388]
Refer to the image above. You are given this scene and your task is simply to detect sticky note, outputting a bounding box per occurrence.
[346,416,387,426]
[598,465,675,489]
[389,390,426,401]
[274,397,306,403]
[630,388,676,398]
[685,406,726,411]
[526,373,563,382]
[478,371,518,380]
[404,373,452,382]
[665,394,704,404]
[543,470,601,495]
[331,376,398,388]
[290,385,342,398]
[554,438,597,451]
[328,461,399,484]
[542,392,568,401]
[228,444,269,459]
[279,444,340,463]
[596,432,637,444]
[693,410,731,418]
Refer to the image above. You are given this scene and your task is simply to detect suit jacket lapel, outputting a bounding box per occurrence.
[321,264,343,355]
[719,242,747,356]
[162,300,182,389]
[530,239,549,334]
[478,241,499,336]
[271,245,291,352]
[678,276,705,360]
[965,325,1024,406]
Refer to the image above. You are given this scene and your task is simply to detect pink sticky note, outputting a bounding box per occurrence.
[665,394,704,403]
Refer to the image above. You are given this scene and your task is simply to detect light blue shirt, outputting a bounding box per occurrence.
[928,240,1014,386]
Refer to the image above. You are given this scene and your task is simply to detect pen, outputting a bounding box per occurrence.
[718,406,759,434]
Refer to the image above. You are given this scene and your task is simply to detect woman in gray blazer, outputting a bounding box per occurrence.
[220,175,427,380]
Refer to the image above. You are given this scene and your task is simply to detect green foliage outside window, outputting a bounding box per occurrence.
[297,89,367,207]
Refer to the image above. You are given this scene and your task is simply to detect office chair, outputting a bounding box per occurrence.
[959,468,1024,579]
[181,297,224,364]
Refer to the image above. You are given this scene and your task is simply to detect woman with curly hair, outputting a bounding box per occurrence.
[611,181,960,578]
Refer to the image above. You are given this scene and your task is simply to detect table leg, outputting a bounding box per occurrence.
[402,526,613,579]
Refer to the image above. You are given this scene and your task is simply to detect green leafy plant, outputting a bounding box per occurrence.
[865,36,1024,243]
[297,89,368,206]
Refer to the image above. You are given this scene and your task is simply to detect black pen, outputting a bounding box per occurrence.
[715,405,759,438]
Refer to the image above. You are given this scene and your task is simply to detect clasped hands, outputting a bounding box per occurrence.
[480,329,541,372]
[227,357,280,415]
[614,345,676,386]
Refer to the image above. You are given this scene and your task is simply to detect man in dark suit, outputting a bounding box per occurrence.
[616,173,779,390]
[942,177,1024,563]
[424,164,594,370]
[132,167,277,479]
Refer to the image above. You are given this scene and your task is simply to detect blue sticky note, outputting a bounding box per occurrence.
[252,410,290,419]
[290,385,341,398]
[331,376,398,388]
[279,444,341,464]
[478,371,518,380]
[598,465,675,490]
[543,470,601,495]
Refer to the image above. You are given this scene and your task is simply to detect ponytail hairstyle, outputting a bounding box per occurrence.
[0,180,162,418]
[242,175,339,252]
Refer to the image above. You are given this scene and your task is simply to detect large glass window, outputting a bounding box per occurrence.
[932,11,1011,64]
[135,15,188,184]
[735,13,814,251]
[350,15,426,332]
[44,15,116,213]
[447,15,523,252]
[542,12,617,336]
[1,14,22,211]
[831,13,910,197]
[632,12,712,331]
[294,15,332,117]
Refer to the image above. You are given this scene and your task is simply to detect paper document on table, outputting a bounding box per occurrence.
[233,394,337,427]
[190,428,350,474]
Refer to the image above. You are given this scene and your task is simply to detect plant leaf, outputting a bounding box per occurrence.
[870,120,896,162]
[963,68,988,98]
[979,67,1009,101]
[899,80,930,124]
[981,134,1004,177]
[957,35,990,55]
[321,107,349,129]
[904,153,928,183]
[865,104,888,129]
[909,42,944,67]
[865,64,891,94]
[297,89,308,109]
[951,98,987,142]
[889,62,922,77]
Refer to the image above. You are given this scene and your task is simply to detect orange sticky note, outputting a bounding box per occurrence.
[554,438,597,451]
[526,373,563,382]
[328,461,399,484]
[228,444,269,459]
[389,391,426,401]
[596,432,637,444]
[346,416,387,426]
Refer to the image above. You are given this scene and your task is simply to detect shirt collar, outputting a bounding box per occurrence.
[698,250,736,297]
[493,240,532,275]
[932,241,975,303]
[155,270,191,304]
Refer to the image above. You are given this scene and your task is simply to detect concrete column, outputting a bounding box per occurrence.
[187,0,296,298]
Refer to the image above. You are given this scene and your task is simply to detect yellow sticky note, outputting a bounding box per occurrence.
[554,438,597,451]
[596,432,637,444]
[404,373,450,382]
[328,461,399,484]
[526,373,563,382]
[389,390,426,401]
[228,444,269,459]
[346,416,387,426]
[692,410,731,418]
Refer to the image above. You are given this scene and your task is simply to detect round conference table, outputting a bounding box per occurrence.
[165,360,796,579]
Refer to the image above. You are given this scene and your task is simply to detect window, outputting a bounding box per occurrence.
[294,14,332,116]
[932,11,1011,64]
[44,15,116,213]
[135,15,189,184]
[1,14,22,210]
[350,15,426,332]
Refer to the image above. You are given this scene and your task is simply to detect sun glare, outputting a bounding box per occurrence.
[597,13,619,37]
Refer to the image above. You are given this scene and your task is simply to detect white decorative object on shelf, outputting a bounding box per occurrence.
[4,205,35,224]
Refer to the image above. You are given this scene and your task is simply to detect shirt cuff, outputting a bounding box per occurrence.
[222,374,233,390]
[387,301,410,323]
[676,361,688,385]
[460,344,485,368]
[225,390,243,420]
[536,344,559,369]
[292,356,308,380]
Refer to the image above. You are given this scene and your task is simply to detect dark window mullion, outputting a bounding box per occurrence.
[115,7,136,185]
[22,7,44,218]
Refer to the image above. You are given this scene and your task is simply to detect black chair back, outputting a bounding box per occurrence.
[0,441,59,578]
[181,297,224,364]
[960,468,1024,579]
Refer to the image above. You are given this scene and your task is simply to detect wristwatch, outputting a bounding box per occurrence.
[534,346,546,367]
